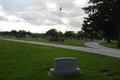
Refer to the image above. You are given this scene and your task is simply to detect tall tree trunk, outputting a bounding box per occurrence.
[91,31,93,41]
[107,35,111,43]
[117,27,120,48]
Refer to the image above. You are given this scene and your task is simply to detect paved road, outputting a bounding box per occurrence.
[0,38,120,58]
[84,42,120,58]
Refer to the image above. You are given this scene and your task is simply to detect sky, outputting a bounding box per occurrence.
[0,0,90,33]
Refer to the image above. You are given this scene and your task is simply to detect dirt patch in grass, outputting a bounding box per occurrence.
[99,69,120,79]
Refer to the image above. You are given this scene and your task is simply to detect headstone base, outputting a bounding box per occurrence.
[49,67,82,75]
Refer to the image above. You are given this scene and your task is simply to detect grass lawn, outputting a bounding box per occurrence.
[99,41,120,50]
[1,36,91,47]
[0,39,120,80]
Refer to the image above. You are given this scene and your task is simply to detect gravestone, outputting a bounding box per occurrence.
[80,38,83,40]
[25,35,30,39]
[102,38,105,41]
[46,36,52,40]
[83,38,87,41]
[18,35,21,39]
[9,35,12,37]
[49,57,82,75]
[35,35,38,39]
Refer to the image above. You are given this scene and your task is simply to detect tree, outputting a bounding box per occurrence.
[46,29,58,37]
[59,31,64,37]
[11,30,17,35]
[82,14,100,41]
[64,31,75,37]
[18,30,27,37]
[27,31,32,35]
[77,31,84,37]
[82,0,120,47]
[112,0,120,47]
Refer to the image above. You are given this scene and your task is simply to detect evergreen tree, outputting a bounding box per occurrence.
[82,0,120,47]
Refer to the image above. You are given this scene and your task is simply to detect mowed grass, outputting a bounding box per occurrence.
[2,36,90,47]
[0,39,120,80]
[99,41,120,50]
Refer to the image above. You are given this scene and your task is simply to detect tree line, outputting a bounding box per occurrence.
[0,30,32,37]
[0,29,104,39]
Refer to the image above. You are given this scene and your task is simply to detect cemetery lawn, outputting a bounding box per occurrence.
[99,41,120,50]
[0,39,120,80]
[2,37,90,47]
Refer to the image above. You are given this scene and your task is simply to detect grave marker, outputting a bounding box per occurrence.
[18,35,21,39]
[49,57,82,75]
[35,35,38,39]
[25,35,30,39]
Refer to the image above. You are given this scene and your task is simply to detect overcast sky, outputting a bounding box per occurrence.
[0,0,90,33]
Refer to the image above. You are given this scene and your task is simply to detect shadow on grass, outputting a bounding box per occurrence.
[55,74,84,80]
[99,69,120,80]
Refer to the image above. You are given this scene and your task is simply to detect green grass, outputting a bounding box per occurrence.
[0,39,120,80]
[99,41,120,50]
[1,36,90,47]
